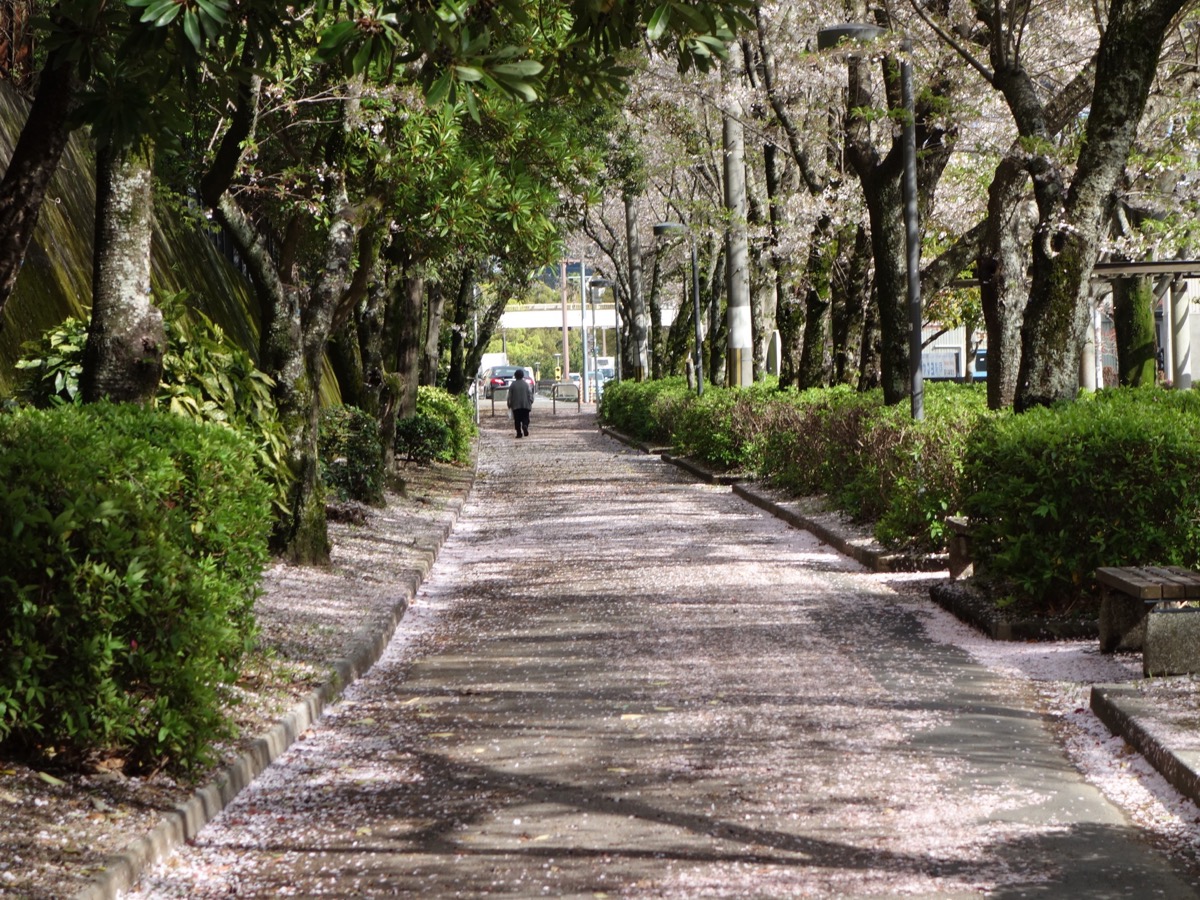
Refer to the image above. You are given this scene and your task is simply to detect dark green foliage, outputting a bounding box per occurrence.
[318,405,385,504]
[601,379,987,554]
[395,412,452,464]
[395,386,476,465]
[597,378,693,445]
[964,388,1200,610]
[0,404,272,771]
[15,298,293,520]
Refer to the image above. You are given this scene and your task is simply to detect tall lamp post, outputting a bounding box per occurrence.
[653,222,704,396]
[817,24,923,420]
[590,278,614,389]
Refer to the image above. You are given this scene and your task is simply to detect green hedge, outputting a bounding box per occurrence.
[319,405,386,504]
[964,389,1200,609]
[395,386,476,465]
[597,378,694,445]
[0,404,272,772]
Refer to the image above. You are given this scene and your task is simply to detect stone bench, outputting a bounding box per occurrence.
[1096,565,1200,676]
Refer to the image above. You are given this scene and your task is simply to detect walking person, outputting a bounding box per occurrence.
[507,368,534,438]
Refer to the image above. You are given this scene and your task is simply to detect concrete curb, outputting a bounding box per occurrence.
[732,482,914,573]
[597,425,670,455]
[598,425,941,573]
[1091,683,1200,809]
[73,467,475,900]
[660,453,751,486]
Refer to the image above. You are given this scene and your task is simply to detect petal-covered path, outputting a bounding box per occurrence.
[127,410,1199,897]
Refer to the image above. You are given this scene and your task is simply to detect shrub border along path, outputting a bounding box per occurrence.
[600,423,1200,821]
[71,459,476,900]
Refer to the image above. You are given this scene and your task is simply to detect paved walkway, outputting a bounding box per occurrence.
[126,409,1200,897]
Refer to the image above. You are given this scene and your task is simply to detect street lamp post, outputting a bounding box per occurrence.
[590,278,614,392]
[818,24,923,420]
[653,222,704,396]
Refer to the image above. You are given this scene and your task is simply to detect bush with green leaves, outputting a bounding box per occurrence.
[318,405,385,504]
[0,403,272,772]
[15,295,292,518]
[395,386,476,465]
[964,388,1200,611]
[598,378,693,445]
[670,379,782,472]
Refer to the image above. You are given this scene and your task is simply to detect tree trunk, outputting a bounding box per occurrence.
[858,295,882,391]
[624,194,650,380]
[1112,275,1157,386]
[1016,0,1186,409]
[0,45,79,323]
[978,156,1032,410]
[420,280,445,386]
[860,168,909,403]
[831,225,870,385]
[797,215,836,389]
[446,263,474,394]
[391,272,423,420]
[82,142,163,405]
[358,277,387,417]
[329,319,364,407]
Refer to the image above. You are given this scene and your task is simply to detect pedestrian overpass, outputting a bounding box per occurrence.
[499,303,679,330]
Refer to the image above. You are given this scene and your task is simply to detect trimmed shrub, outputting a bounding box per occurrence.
[319,405,386,504]
[15,299,292,519]
[598,378,693,445]
[964,388,1200,611]
[0,403,272,771]
[671,380,781,472]
[395,386,476,465]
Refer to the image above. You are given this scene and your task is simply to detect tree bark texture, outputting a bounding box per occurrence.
[421,280,445,387]
[445,263,475,394]
[391,272,423,420]
[797,215,836,389]
[832,225,871,385]
[978,157,1033,410]
[1016,0,1186,410]
[1112,275,1157,386]
[624,194,650,380]
[82,143,163,405]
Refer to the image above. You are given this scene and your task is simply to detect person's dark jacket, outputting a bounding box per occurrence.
[506,377,535,410]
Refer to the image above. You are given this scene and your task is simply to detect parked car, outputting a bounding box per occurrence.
[481,365,536,399]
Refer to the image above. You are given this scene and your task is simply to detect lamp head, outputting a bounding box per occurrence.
[817,23,886,51]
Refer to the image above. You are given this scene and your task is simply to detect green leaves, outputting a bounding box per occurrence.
[125,0,231,50]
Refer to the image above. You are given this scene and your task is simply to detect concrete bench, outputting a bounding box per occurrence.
[1096,565,1200,675]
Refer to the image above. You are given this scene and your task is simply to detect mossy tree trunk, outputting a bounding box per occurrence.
[82,142,163,405]
[445,262,475,394]
[797,215,835,389]
[420,279,445,387]
[387,268,422,420]
[199,68,363,564]
[1112,275,1157,386]
[1015,0,1186,410]
[831,225,870,386]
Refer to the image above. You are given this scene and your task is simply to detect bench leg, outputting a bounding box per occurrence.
[1143,608,1200,676]
[1098,586,1148,653]
[947,534,973,581]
